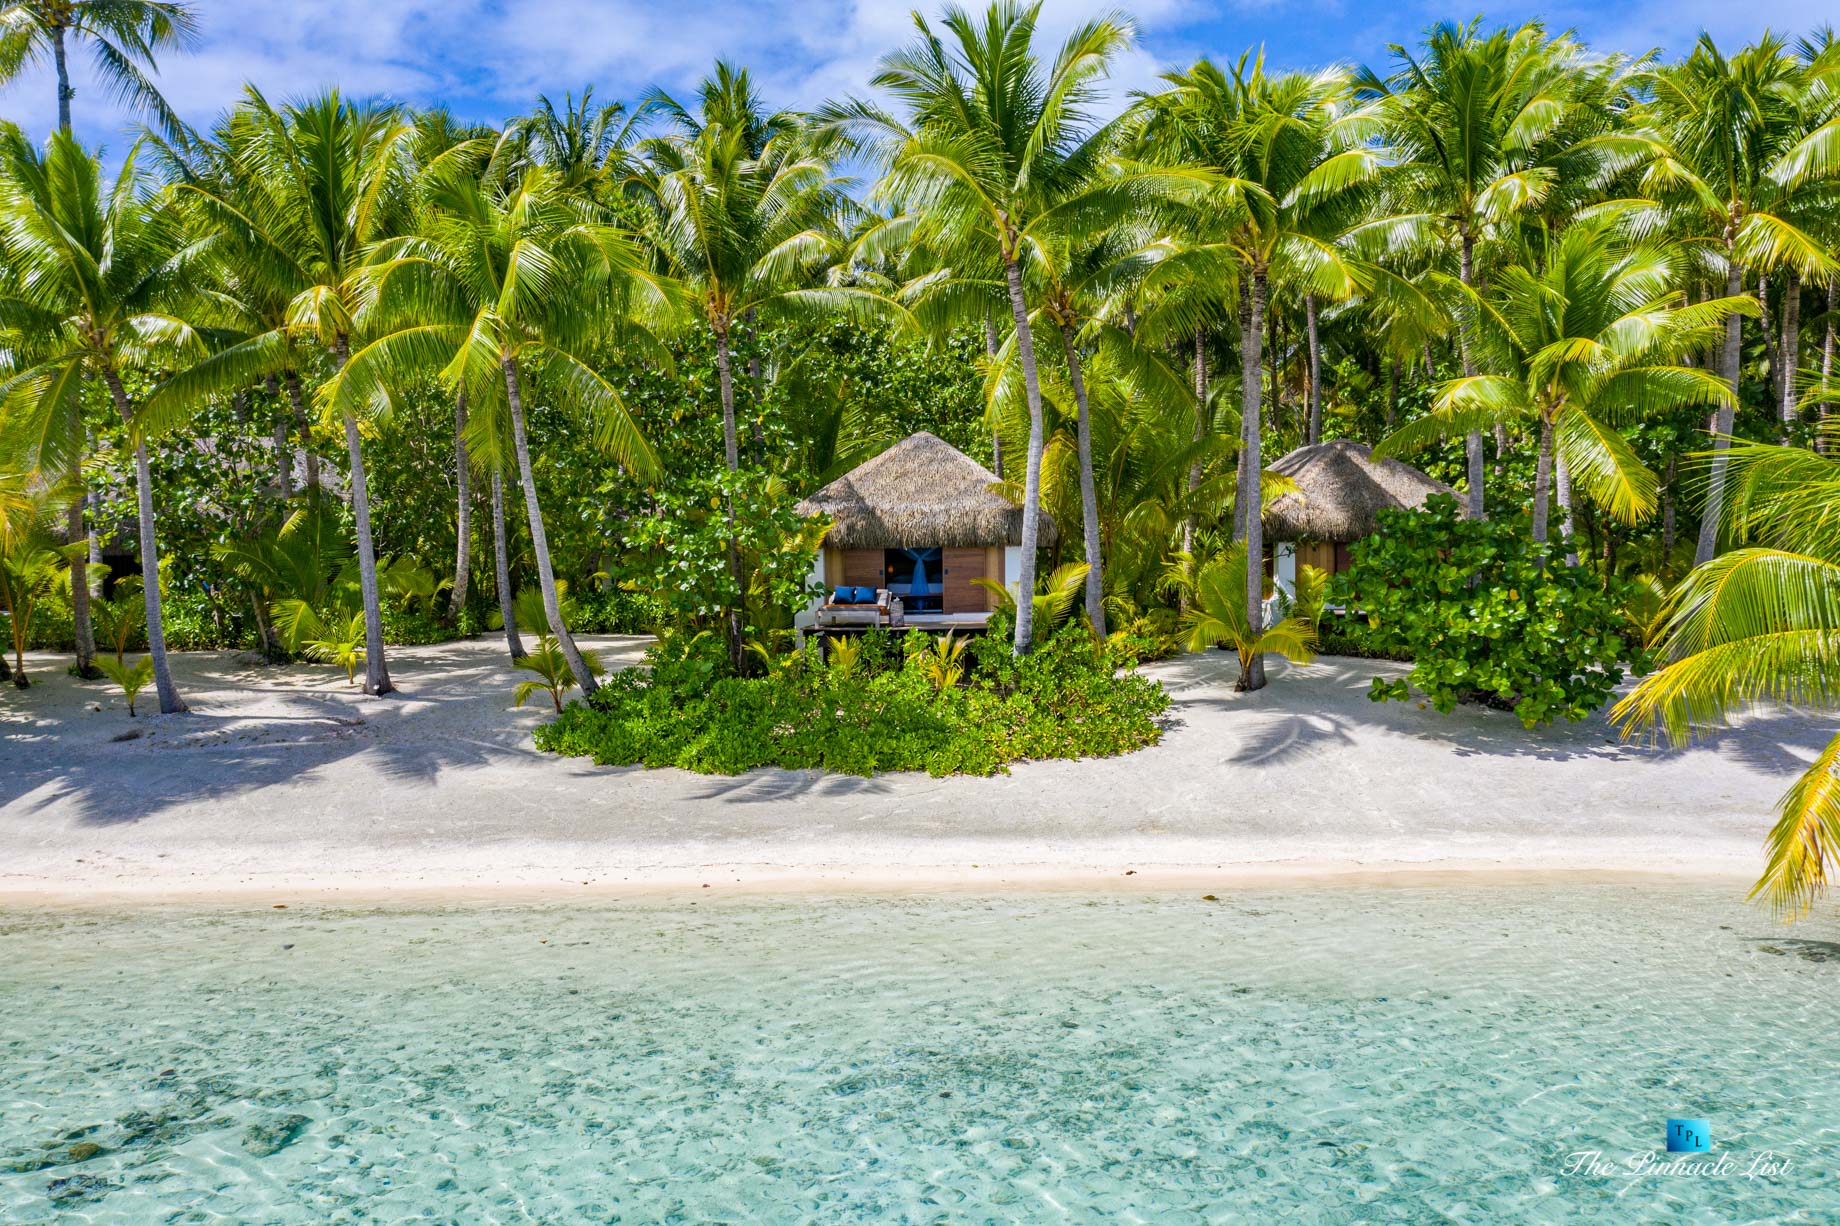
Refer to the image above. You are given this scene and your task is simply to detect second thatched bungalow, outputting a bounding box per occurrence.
[1262,439,1453,597]
[793,431,1055,632]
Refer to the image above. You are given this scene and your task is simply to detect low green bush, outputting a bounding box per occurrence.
[1333,495,1648,727]
[534,624,1170,777]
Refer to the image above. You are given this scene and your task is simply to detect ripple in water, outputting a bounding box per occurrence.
[1,883,1835,1222]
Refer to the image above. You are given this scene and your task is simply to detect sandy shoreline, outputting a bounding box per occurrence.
[0,863,1753,909]
[0,637,1813,904]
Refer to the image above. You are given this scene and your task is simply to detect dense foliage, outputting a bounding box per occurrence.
[1336,497,1648,727]
[535,621,1169,777]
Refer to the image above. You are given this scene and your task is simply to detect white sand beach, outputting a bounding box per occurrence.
[0,638,1822,901]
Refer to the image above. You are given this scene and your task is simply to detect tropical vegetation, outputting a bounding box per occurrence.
[3,3,1840,903]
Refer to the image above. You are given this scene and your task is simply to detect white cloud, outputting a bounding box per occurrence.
[3,0,1836,155]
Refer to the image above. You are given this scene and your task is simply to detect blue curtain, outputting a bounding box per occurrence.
[902,548,934,598]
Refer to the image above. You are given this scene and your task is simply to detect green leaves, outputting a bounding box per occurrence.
[1339,494,1645,727]
[96,654,155,716]
[533,622,1166,778]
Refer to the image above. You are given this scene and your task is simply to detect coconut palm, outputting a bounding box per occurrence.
[1355,19,1624,522]
[144,88,416,696]
[1181,546,1317,682]
[1376,224,1755,542]
[633,72,879,670]
[1614,426,1840,917]
[836,1,1144,654]
[1137,54,1375,689]
[334,154,667,693]
[0,487,78,685]
[0,0,196,134]
[1627,34,1840,563]
[513,86,645,202]
[0,126,198,711]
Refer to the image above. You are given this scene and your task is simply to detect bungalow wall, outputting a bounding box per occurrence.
[825,546,998,614]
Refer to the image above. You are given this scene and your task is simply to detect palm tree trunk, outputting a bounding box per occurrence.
[1821,280,1835,452]
[1182,328,1206,609]
[1385,353,1399,429]
[1239,269,1268,692]
[266,374,292,496]
[333,335,393,697]
[985,312,1004,479]
[1781,268,1800,437]
[1696,257,1744,565]
[1555,452,1578,566]
[65,480,97,677]
[1056,323,1106,638]
[284,372,320,493]
[103,370,183,714]
[1661,452,1677,556]
[744,307,767,450]
[51,25,72,133]
[1304,293,1322,445]
[502,357,596,694]
[1759,272,1780,404]
[1530,413,1555,543]
[713,321,746,673]
[491,470,525,661]
[448,389,472,620]
[1457,233,1486,520]
[1002,253,1045,655]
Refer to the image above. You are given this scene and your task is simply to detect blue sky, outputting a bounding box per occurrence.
[3,0,1835,153]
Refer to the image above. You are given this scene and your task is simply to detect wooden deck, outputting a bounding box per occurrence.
[806,611,994,640]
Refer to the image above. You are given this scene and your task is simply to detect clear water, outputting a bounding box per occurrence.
[2,883,1836,1223]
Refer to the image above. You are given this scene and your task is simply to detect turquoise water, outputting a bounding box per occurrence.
[2,883,1836,1223]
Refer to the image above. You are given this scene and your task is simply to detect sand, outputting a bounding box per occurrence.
[0,636,1822,901]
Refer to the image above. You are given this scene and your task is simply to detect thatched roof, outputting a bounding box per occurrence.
[1262,439,1454,542]
[795,431,1055,549]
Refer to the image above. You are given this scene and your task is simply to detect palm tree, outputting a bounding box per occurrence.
[335,156,667,693]
[0,0,196,134]
[839,1,1140,653]
[145,88,416,696]
[0,1,194,675]
[1614,425,1840,917]
[634,70,878,670]
[1356,19,1621,522]
[0,126,200,712]
[1377,224,1754,542]
[1631,34,1840,563]
[513,86,646,202]
[1138,54,1374,689]
[1181,546,1317,677]
[0,484,78,685]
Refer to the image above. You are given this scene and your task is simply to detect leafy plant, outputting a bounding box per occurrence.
[826,635,863,678]
[1286,563,1330,632]
[973,562,1092,638]
[535,623,1167,778]
[1338,495,1645,727]
[91,583,146,663]
[1182,549,1318,684]
[97,655,155,716]
[0,506,80,688]
[513,634,606,713]
[293,610,368,685]
[912,631,968,693]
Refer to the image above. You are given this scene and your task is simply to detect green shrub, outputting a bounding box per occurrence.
[534,624,1169,777]
[568,587,662,635]
[1333,495,1647,727]
[1111,607,1186,661]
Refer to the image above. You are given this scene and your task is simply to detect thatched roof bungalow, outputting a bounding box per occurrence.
[1262,439,1453,586]
[794,432,1053,623]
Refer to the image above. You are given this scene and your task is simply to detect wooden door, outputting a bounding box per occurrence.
[941,548,988,613]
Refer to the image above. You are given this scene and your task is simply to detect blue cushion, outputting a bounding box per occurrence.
[832,586,852,604]
[856,586,877,604]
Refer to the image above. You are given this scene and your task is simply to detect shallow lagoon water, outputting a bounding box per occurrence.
[2,882,1836,1223]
